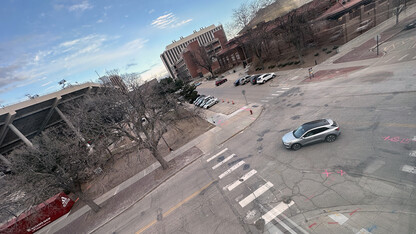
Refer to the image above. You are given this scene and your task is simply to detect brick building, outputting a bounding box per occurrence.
[160,25,228,79]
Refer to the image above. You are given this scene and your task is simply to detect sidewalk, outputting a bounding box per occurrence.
[37,103,263,234]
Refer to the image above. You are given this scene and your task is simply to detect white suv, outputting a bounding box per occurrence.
[257,73,275,84]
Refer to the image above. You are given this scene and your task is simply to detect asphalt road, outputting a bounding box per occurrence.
[93,22,416,234]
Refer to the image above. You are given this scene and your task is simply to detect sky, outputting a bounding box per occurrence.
[0,0,241,106]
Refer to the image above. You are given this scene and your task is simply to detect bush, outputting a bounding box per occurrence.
[333,46,338,50]
[326,50,332,54]
[314,53,319,56]
[282,64,287,67]
[268,65,275,69]
[294,61,300,65]
[288,61,294,65]
[277,64,282,67]
[322,48,327,51]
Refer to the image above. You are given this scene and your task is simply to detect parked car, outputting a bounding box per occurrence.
[234,79,241,86]
[257,73,275,84]
[194,95,208,106]
[203,98,219,109]
[239,75,251,85]
[193,95,205,105]
[215,78,227,86]
[194,82,202,87]
[198,96,214,107]
[329,29,343,42]
[282,119,340,151]
[250,75,261,84]
[356,20,372,33]
[405,19,416,30]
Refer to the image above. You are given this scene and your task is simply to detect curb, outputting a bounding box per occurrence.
[88,151,205,234]
[369,29,404,51]
[218,105,264,145]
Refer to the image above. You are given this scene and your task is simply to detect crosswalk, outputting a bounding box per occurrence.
[260,87,291,103]
[204,148,303,233]
[401,137,416,175]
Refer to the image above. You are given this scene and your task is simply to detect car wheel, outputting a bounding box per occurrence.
[326,134,337,142]
[291,143,301,151]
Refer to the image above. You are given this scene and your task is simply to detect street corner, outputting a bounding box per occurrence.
[300,66,367,83]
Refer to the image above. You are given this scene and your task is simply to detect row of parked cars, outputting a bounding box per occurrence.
[193,95,219,109]
[234,73,276,86]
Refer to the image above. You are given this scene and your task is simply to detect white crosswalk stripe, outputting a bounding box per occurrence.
[224,169,257,191]
[218,161,245,179]
[281,88,290,90]
[398,54,409,61]
[272,94,280,96]
[212,154,235,170]
[206,148,228,162]
[239,181,273,207]
[261,100,269,103]
[260,201,295,224]
[275,91,285,93]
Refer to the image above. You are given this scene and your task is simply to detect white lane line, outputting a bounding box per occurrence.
[290,76,299,81]
[413,55,416,60]
[281,88,290,90]
[409,151,416,157]
[261,100,269,103]
[401,165,416,174]
[329,212,349,225]
[239,181,273,207]
[261,201,295,224]
[224,169,257,191]
[266,97,274,99]
[398,54,409,61]
[275,91,285,93]
[212,154,235,170]
[272,94,280,96]
[269,217,297,234]
[412,42,416,49]
[280,213,309,234]
[384,56,395,63]
[218,161,245,179]
[207,148,228,162]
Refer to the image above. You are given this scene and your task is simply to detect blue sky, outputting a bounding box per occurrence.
[0,0,241,106]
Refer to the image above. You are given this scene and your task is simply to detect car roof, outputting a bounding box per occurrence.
[301,119,331,132]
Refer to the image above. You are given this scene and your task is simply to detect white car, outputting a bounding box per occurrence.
[257,73,275,84]
[203,98,219,109]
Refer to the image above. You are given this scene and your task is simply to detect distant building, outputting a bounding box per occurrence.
[100,75,128,92]
[160,24,228,79]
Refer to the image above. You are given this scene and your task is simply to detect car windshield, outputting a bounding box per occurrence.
[293,126,306,138]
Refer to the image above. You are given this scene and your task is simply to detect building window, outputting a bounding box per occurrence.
[231,54,236,62]
[235,52,240,60]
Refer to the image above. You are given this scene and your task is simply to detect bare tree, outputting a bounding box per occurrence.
[393,0,407,24]
[73,72,191,170]
[189,45,217,77]
[5,127,105,212]
[277,10,313,64]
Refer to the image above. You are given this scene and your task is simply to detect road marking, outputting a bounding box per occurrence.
[281,88,290,90]
[401,165,416,174]
[290,76,299,81]
[412,42,416,49]
[357,228,372,234]
[212,154,235,170]
[384,56,395,63]
[280,213,309,234]
[224,169,257,191]
[260,201,295,224]
[239,181,273,207]
[206,148,228,162]
[266,97,274,99]
[398,54,409,61]
[261,100,269,103]
[409,151,416,157]
[413,55,416,60]
[329,212,349,225]
[272,94,280,96]
[218,161,245,179]
[136,180,215,234]
[275,91,285,93]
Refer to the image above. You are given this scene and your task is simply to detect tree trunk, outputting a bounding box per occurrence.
[151,147,169,169]
[74,191,101,212]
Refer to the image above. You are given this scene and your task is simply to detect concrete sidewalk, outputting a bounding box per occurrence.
[37,103,263,234]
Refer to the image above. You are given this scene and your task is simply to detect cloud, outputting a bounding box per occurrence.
[151,13,192,29]
[148,9,155,14]
[96,19,104,23]
[68,1,92,12]
[138,63,168,82]
[41,81,53,87]
[125,63,138,70]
